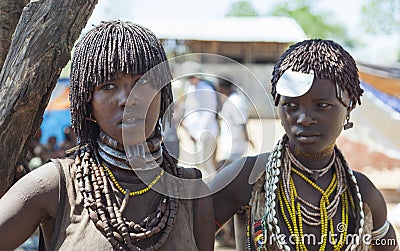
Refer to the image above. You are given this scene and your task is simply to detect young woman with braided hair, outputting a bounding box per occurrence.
[0,21,214,250]
[210,39,398,251]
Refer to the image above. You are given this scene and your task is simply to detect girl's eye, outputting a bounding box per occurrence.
[318,103,331,109]
[283,102,297,108]
[136,79,148,85]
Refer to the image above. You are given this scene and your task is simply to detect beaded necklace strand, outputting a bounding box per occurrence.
[288,168,349,251]
[282,149,346,227]
[104,164,164,197]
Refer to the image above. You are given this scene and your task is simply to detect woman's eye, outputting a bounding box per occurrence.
[101,83,115,90]
[136,79,148,85]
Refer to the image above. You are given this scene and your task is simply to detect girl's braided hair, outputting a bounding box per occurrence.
[271,39,363,107]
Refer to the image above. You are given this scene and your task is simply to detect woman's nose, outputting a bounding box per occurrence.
[118,87,137,108]
[296,108,316,127]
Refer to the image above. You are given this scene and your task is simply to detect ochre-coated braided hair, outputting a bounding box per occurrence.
[70,20,173,144]
[271,39,363,107]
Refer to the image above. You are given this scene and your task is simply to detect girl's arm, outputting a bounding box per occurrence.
[356,172,398,251]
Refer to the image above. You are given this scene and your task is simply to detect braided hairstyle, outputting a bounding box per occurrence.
[70,20,173,144]
[271,39,363,107]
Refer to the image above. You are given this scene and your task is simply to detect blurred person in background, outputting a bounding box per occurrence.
[181,73,219,177]
[59,126,78,153]
[217,77,253,168]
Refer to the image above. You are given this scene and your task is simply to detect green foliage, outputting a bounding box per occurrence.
[269,0,355,47]
[361,0,400,34]
[226,0,258,17]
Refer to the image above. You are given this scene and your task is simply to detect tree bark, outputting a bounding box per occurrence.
[0,0,29,71]
[0,0,98,197]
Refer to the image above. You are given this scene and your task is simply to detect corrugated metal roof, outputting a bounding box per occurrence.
[133,17,306,43]
[358,62,400,79]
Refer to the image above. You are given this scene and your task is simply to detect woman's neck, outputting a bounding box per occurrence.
[97,130,163,172]
[99,131,124,151]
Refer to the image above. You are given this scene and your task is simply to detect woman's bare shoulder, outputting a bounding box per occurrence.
[0,161,63,249]
[23,161,61,192]
[4,161,61,214]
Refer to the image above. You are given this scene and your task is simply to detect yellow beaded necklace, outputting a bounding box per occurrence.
[279,168,349,251]
[104,164,164,197]
[260,136,363,251]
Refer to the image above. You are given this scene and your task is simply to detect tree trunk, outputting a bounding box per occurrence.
[0,0,29,71]
[0,0,98,197]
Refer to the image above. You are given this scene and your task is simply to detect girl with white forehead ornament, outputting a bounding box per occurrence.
[210,39,398,251]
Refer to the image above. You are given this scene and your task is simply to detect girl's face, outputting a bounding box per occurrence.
[278,78,349,154]
[92,73,161,145]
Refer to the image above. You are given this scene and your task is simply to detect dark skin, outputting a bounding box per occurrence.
[210,78,398,250]
[0,73,215,251]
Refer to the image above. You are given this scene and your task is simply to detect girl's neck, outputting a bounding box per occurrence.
[288,141,335,170]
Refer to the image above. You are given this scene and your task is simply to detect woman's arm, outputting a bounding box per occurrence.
[0,162,59,250]
[355,172,398,251]
[194,194,215,251]
[209,153,269,232]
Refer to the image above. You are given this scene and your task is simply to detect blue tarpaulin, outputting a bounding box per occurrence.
[40,78,71,146]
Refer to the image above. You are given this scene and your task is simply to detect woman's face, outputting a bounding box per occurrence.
[278,78,349,154]
[92,73,161,145]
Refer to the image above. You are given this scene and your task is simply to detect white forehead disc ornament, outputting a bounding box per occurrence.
[276,69,314,97]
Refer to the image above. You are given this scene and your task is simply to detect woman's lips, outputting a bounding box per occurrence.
[120,117,144,129]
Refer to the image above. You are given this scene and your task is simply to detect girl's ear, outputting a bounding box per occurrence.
[347,99,355,111]
[344,110,354,130]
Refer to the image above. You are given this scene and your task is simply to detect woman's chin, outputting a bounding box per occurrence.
[122,135,147,146]
[122,124,146,144]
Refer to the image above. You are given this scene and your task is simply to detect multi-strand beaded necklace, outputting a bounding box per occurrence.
[251,135,365,251]
[75,134,179,250]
